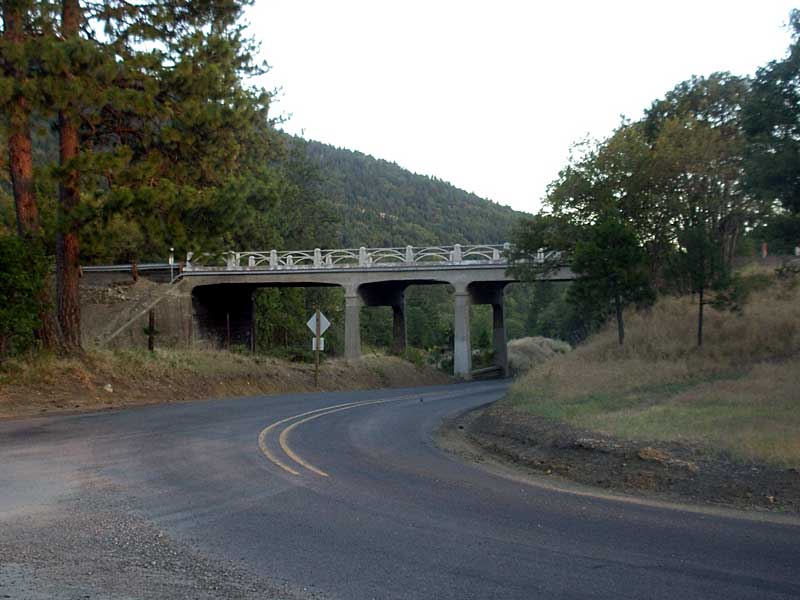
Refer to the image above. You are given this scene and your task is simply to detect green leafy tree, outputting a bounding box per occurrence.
[507,213,577,281]
[568,218,654,345]
[743,10,800,216]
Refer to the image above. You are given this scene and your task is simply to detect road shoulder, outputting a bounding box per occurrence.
[0,478,327,600]
[436,401,800,522]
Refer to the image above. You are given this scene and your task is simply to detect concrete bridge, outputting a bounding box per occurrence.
[174,244,572,379]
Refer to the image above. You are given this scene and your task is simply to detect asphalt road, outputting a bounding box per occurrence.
[1,381,799,599]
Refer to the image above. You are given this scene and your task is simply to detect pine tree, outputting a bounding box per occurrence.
[1,2,61,350]
[20,0,275,351]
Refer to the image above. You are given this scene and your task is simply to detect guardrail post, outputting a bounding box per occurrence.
[492,247,500,261]
[359,247,368,267]
[225,252,238,270]
[248,255,255,267]
[314,248,322,267]
[269,249,278,268]
[405,245,414,264]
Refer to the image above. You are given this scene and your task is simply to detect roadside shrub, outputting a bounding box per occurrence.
[0,235,47,357]
[507,336,572,375]
[402,347,426,368]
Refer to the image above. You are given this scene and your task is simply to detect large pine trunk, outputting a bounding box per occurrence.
[8,97,39,236]
[4,3,39,235]
[4,2,62,351]
[56,0,82,351]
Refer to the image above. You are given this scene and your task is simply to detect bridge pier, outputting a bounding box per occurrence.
[391,304,407,354]
[344,291,362,360]
[356,282,408,358]
[492,301,509,377]
[463,282,510,379]
[453,286,472,379]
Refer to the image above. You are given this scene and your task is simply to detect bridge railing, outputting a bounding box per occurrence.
[183,243,561,272]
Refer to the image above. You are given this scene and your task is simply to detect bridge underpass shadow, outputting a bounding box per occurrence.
[356,281,509,379]
[191,283,344,355]
[188,274,514,379]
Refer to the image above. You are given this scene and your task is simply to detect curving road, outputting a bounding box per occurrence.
[1,381,799,599]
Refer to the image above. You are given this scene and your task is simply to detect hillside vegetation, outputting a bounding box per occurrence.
[303,139,519,247]
[507,270,800,467]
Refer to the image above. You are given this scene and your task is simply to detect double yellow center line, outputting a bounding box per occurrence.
[257,391,458,478]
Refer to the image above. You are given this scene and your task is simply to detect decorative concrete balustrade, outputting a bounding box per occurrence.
[183,243,562,272]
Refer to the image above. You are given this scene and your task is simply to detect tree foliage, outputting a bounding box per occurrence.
[511,19,800,346]
[568,218,653,345]
[0,234,46,356]
[743,9,800,215]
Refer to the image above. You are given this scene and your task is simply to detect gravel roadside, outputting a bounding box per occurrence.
[0,479,328,600]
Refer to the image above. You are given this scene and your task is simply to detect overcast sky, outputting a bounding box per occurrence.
[248,1,798,215]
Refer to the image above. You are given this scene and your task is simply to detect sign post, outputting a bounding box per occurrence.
[314,305,321,388]
[307,309,330,389]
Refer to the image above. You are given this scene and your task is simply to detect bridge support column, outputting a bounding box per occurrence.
[492,301,509,377]
[391,303,406,354]
[453,287,472,379]
[344,291,362,360]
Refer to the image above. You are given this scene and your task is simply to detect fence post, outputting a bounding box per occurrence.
[148,309,155,352]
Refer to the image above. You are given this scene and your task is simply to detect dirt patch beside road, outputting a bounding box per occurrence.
[0,349,449,420]
[449,401,800,514]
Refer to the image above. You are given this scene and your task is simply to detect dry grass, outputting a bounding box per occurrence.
[507,337,571,376]
[0,349,449,419]
[509,275,800,467]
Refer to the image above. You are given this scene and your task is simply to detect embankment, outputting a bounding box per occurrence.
[460,267,800,512]
[0,350,449,420]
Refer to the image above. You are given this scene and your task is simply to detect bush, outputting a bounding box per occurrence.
[507,336,571,375]
[0,236,47,357]
[402,347,427,368]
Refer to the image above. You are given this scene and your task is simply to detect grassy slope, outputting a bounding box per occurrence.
[0,349,449,420]
[508,271,800,467]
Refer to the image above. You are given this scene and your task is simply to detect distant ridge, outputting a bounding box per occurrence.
[300,138,524,247]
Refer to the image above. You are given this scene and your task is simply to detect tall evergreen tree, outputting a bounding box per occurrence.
[2,0,40,237]
[12,0,274,351]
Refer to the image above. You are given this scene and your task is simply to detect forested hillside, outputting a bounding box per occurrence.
[1,133,521,257]
[301,139,519,247]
